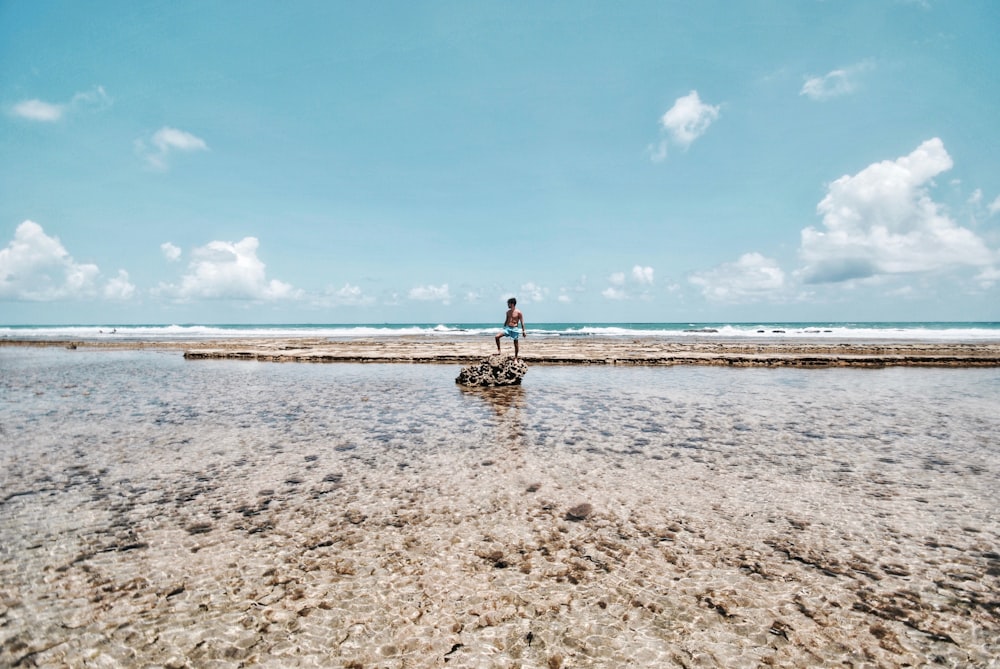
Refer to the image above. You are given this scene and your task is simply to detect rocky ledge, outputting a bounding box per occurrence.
[4,337,1000,367]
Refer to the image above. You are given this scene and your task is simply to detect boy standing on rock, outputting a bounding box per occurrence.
[495,297,526,358]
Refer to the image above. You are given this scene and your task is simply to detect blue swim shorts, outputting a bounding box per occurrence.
[503,325,521,340]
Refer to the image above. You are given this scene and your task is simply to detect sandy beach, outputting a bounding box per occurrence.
[1,345,998,667]
[3,336,1000,367]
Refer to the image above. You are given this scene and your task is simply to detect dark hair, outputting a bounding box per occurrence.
[508,297,516,305]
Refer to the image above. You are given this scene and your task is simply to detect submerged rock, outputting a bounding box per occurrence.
[456,355,527,387]
[565,503,593,521]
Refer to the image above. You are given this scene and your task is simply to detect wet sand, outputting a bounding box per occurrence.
[1,349,998,667]
[4,336,1000,366]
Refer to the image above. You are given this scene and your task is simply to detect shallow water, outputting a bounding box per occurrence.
[1,348,998,667]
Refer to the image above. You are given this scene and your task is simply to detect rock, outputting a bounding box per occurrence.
[565,503,593,521]
[456,355,527,387]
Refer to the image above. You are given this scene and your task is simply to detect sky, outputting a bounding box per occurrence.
[2,0,999,325]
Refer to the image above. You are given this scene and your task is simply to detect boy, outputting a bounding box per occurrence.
[495,297,526,358]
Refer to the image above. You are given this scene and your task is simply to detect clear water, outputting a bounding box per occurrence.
[2,348,998,667]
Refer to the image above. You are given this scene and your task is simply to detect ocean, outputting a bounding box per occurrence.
[1,342,998,666]
[3,321,1000,342]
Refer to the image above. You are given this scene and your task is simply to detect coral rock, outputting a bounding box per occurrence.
[456,355,527,387]
[565,503,593,521]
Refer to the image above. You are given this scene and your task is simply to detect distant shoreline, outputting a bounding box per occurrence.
[4,321,1000,344]
[4,337,1000,367]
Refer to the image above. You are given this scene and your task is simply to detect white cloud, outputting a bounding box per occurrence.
[651,90,721,161]
[11,99,64,122]
[137,126,208,170]
[103,270,136,300]
[9,85,111,122]
[153,127,208,153]
[602,265,656,299]
[648,142,668,163]
[70,86,112,110]
[558,276,587,303]
[968,189,983,206]
[0,220,131,301]
[976,266,1000,288]
[158,237,298,301]
[801,62,872,100]
[322,282,372,306]
[518,282,545,302]
[990,196,1000,216]
[798,138,995,284]
[161,242,182,262]
[631,265,654,285]
[690,252,786,302]
[408,283,451,304]
[662,91,720,146]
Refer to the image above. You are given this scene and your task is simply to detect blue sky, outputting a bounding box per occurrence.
[2,0,998,324]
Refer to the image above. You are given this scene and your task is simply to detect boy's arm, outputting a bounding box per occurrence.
[518,311,526,334]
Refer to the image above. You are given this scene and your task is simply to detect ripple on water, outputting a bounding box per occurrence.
[0,349,998,666]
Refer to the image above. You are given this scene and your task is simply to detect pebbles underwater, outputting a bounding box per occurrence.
[1,348,998,667]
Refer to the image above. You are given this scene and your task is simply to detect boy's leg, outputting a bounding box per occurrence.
[495,331,502,352]
[514,338,519,358]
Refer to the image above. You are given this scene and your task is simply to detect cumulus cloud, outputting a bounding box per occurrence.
[136,126,208,170]
[157,237,298,301]
[650,91,720,161]
[557,276,587,303]
[9,85,111,122]
[320,282,372,307]
[602,265,655,300]
[103,270,136,300]
[976,266,1000,289]
[798,138,995,284]
[990,196,1000,216]
[0,220,132,301]
[690,252,786,302]
[161,242,182,262]
[631,265,654,285]
[335,283,365,302]
[409,283,451,304]
[801,62,872,100]
[662,91,720,146]
[649,91,721,162]
[518,282,546,302]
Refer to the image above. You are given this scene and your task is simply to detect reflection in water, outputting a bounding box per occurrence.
[460,384,525,416]
[458,384,526,448]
